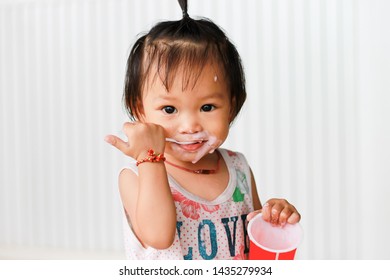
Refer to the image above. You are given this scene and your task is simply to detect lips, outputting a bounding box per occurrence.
[168,139,206,152]
[165,135,216,161]
[166,138,206,147]
[178,141,206,151]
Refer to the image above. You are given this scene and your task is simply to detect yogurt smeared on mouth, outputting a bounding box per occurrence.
[166,131,222,163]
[165,138,204,145]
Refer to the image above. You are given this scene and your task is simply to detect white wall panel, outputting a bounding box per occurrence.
[1,0,389,259]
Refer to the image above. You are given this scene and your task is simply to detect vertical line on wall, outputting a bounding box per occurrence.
[303,0,315,258]
[0,5,7,245]
[272,0,281,195]
[321,0,331,258]
[0,5,12,246]
[45,0,56,248]
[352,0,361,259]
[288,0,297,203]
[337,0,346,259]
[10,3,24,247]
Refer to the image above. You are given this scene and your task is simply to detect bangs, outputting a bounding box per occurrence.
[142,40,223,92]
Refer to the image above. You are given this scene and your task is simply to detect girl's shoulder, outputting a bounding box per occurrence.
[219,148,244,158]
[218,148,250,169]
[218,148,250,162]
[119,157,138,176]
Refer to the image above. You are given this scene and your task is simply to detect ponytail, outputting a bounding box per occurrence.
[178,0,189,19]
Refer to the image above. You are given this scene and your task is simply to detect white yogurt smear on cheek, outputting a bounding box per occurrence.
[190,135,222,163]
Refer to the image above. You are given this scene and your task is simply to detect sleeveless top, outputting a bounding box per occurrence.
[120,148,254,260]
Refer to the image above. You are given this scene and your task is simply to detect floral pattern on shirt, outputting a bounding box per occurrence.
[172,188,220,220]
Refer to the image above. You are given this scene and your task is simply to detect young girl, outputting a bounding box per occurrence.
[105,0,300,260]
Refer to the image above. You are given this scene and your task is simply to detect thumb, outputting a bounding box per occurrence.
[104,135,129,153]
[246,209,262,221]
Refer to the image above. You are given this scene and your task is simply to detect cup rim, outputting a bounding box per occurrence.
[247,213,304,254]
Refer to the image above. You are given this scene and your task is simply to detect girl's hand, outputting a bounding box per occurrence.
[105,122,166,160]
[247,198,301,226]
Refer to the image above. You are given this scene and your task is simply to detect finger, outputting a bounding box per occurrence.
[104,135,117,145]
[261,203,271,222]
[104,135,129,152]
[278,207,293,226]
[246,209,262,221]
[287,212,301,224]
[270,203,284,225]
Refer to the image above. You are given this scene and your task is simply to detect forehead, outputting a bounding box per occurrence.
[143,59,227,96]
[142,39,228,89]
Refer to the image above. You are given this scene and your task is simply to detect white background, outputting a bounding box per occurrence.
[0,0,389,259]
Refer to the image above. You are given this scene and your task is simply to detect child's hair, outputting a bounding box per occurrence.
[123,0,246,122]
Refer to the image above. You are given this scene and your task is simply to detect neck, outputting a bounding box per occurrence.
[165,151,220,175]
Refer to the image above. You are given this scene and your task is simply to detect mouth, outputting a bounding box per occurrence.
[165,138,207,151]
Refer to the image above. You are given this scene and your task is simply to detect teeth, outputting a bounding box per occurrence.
[179,140,202,145]
[166,138,204,145]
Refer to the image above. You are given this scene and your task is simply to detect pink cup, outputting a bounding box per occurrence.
[247,214,303,260]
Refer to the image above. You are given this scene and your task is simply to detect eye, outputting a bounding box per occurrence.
[162,106,177,114]
[201,104,215,112]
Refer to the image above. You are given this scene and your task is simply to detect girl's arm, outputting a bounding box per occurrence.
[119,164,176,249]
[250,168,262,211]
[106,122,176,249]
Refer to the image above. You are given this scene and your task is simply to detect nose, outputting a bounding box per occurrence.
[177,112,202,134]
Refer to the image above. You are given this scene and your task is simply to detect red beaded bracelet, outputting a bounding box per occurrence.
[136,149,166,166]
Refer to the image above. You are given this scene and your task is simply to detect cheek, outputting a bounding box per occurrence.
[163,123,175,135]
[208,120,230,141]
[141,110,163,125]
[219,125,230,140]
[145,115,175,135]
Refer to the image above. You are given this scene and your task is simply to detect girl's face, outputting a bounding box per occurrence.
[139,62,231,164]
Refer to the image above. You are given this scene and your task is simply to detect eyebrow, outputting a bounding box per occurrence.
[201,92,226,100]
[154,91,226,102]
